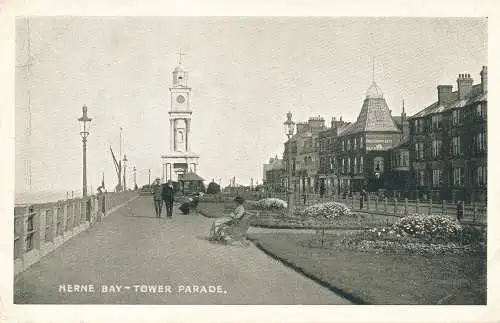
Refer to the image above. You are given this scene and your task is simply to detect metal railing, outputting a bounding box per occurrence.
[14,190,137,276]
[222,191,486,225]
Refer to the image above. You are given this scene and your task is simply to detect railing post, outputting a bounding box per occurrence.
[384,197,388,215]
[375,197,379,212]
[394,198,397,216]
[351,194,355,210]
[416,198,420,214]
[429,199,433,215]
[366,196,370,211]
[404,198,408,215]
[473,202,477,223]
[442,200,446,215]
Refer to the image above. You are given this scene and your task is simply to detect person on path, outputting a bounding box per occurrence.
[209,196,246,241]
[162,180,175,218]
[97,186,105,222]
[456,200,464,223]
[359,188,367,209]
[151,178,163,218]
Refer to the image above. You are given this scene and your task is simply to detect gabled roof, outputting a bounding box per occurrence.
[342,97,401,136]
[408,84,486,120]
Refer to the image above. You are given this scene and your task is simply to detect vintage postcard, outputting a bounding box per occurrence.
[1,1,498,323]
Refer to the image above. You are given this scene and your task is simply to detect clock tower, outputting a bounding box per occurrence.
[161,54,200,182]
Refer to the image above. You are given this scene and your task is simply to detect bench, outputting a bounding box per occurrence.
[228,210,258,241]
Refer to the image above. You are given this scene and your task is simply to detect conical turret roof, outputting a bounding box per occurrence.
[343,83,400,135]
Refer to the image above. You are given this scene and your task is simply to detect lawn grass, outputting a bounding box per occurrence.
[248,232,486,305]
[197,201,232,218]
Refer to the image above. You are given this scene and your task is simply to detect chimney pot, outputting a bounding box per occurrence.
[457,72,473,100]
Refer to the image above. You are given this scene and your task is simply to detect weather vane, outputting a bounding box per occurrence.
[178,49,186,65]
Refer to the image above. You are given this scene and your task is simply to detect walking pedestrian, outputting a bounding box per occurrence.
[152,178,163,217]
[359,188,367,209]
[162,180,175,218]
[320,181,325,199]
[456,200,464,223]
[97,186,105,222]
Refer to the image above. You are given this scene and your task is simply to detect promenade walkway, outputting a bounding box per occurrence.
[14,196,351,305]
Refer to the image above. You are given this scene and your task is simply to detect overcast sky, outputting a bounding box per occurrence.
[15,17,487,195]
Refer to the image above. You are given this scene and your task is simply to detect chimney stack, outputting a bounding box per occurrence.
[457,73,473,100]
[480,66,487,93]
[296,122,306,133]
[437,85,453,105]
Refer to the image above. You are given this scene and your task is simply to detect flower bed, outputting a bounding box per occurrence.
[302,201,352,219]
[340,213,486,255]
[254,198,288,210]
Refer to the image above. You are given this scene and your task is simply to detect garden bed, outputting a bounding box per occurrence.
[198,201,401,229]
[248,231,486,305]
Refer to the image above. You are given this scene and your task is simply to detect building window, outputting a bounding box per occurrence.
[360,136,364,149]
[342,158,345,173]
[347,157,351,173]
[432,115,442,129]
[415,119,425,133]
[477,132,486,153]
[476,103,485,118]
[432,169,442,187]
[432,140,442,158]
[453,168,463,186]
[342,140,345,151]
[415,142,424,160]
[402,151,408,167]
[477,166,487,186]
[451,109,460,126]
[452,136,461,156]
[347,139,351,151]
[360,156,364,173]
[354,157,358,174]
[373,157,384,173]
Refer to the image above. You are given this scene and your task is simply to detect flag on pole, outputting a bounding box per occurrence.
[101,172,105,189]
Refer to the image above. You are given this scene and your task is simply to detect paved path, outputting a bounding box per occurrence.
[14,196,351,305]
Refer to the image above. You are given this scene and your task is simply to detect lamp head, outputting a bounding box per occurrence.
[283,111,295,138]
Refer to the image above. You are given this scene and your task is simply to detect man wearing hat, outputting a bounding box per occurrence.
[151,177,163,217]
[162,180,175,218]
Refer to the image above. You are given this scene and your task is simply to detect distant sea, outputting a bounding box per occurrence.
[15,191,82,205]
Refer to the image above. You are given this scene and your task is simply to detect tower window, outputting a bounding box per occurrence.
[178,76,183,80]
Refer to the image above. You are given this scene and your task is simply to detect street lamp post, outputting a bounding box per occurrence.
[148,169,151,186]
[133,166,137,189]
[284,111,295,216]
[78,105,92,197]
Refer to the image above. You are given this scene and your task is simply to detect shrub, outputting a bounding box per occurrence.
[302,202,351,219]
[206,182,221,194]
[255,198,288,210]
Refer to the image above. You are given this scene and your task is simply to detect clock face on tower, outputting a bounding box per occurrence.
[176,95,185,103]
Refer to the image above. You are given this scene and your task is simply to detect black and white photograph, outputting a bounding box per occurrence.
[2,3,497,322]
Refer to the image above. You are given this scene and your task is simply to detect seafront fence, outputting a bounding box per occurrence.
[14,190,137,276]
